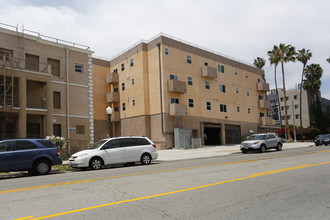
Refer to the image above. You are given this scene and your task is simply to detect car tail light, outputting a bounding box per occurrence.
[152,144,157,149]
[56,148,60,156]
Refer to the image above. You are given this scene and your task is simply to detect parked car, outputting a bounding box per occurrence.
[240,133,283,153]
[69,136,158,170]
[314,134,330,146]
[0,139,62,175]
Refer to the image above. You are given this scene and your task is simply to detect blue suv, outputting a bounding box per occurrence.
[0,139,62,175]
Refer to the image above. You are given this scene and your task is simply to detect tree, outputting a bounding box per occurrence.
[327,57,330,63]
[296,49,312,140]
[253,57,266,69]
[267,46,282,130]
[278,43,296,141]
[303,63,323,104]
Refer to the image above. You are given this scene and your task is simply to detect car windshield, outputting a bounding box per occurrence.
[88,140,108,149]
[247,135,266,140]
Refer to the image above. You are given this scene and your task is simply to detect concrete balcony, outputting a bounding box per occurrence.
[257,82,270,92]
[201,66,217,78]
[106,92,119,103]
[258,99,271,109]
[106,72,119,84]
[168,79,186,93]
[260,116,275,126]
[111,111,120,122]
[169,103,187,116]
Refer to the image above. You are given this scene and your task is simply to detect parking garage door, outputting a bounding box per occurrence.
[225,125,241,144]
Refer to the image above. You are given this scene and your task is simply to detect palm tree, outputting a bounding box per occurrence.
[278,43,296,141]
[296,49,312,140]
[253,57,266,69]
[267,46,282,130]
[303,64,323,104]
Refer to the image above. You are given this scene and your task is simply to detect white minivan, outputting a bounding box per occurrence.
[69,136,158,170]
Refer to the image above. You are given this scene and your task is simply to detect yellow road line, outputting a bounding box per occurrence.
[15,160,330,220]
[1,150,328,194]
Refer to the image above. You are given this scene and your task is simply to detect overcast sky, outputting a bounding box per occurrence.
[1,0,329,98]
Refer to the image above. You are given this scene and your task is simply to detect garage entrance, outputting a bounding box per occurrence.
[203,124,221,145]
[225,125,241,144]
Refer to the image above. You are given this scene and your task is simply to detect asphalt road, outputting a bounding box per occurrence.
[2,146,330,220]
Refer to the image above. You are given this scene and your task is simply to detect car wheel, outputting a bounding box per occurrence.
[276,143,283,151]
[33,159,51,175]
[260,145,266,153]
[241,149,248,154]
[315,143,319,146]
[141,153,151,165]
[89,157,103,170]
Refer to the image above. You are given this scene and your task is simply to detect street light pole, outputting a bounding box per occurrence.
[106,106,112,137]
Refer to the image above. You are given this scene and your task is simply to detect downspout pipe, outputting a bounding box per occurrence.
[65,48,70,156]
[157,43,164,134]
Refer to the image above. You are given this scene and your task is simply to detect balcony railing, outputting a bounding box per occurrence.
[106,92,119,103]
[257,82,270,92]
[169,103,187,116]
[0,56,50,74]
[168,79,186,93]
[258,99,271,109]
[201,66,217,78]
[106,72,119,84]
[260,117,275,126]
[111,111,120,122]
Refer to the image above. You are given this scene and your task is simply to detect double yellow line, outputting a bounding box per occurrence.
[15,159,330,220]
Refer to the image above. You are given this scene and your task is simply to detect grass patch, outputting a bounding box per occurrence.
[52,164,73,172]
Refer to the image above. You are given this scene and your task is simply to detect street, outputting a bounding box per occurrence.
[2,146,330,219]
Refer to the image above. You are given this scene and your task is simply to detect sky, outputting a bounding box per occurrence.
[0,0,329,98]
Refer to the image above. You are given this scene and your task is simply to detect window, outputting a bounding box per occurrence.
[235,69,238,75]
[218,64,225,73]
[76,125,85,134]
[286,96,289,101]
[206,102,211,110]
[170,98,180,104]
[220,104,227,112]
[132,99,135,106]
[15,141,38,150]
[48,58,60,76]
[0,141,12,152]
[130,58,134,67]
[169,74,178,80]
[237,106,240,112]
[165,48,169,55]
[189,99,194,108]
[114,87,119,92]
[74,64,83,73]
[132,78,135,85]
[248,108,251,114]
[219,84,226,93]
[188,76,193,86]
[114,106,119,111]
[257,78,262,83]
[204,62,208,66]
[281,116,285,120]
[236,88,239,94]
[260,112,265,117]
[295,104,299,109]
[258,95,263,100]
[113,68,118,73]
[247,91,250,96]
[205,81,210,89]
[280,97,284,102]
[0,48,13,66]
[25,54,39,71]
[287,115,291,120]
[53,92,61,109]
[246,73,248,78]
[295,114,300,119]
[122,103,126,111]
[281,106,284,111]
[294,95,298,100]
[53,124,61,137]
[121,63,125,71]
[122,83,125,91]
[186,55,192,64]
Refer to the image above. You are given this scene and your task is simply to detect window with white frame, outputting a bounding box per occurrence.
[122,103,126,111]
[130,58,134,67]
[186,55,192,64]
[165,48,169,55]
[132,99,135,106]
[121,63,125,71]
[189,99,194,108]
[205,81,210,89]
[170,97,180,104]
[219,84,226,93]
[75,64,83,73]
[237,106,240,112]
[248,108,251,114]
[206,102,211,110]
[169,74,178,80]
[236,88,239,94]
[188,76,193,86]
[220,104,227,112]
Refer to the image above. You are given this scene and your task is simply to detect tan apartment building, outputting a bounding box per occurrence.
[0,24,94,154]
[93,34,274,149]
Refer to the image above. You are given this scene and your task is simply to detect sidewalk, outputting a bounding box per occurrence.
[63,142,315,164]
